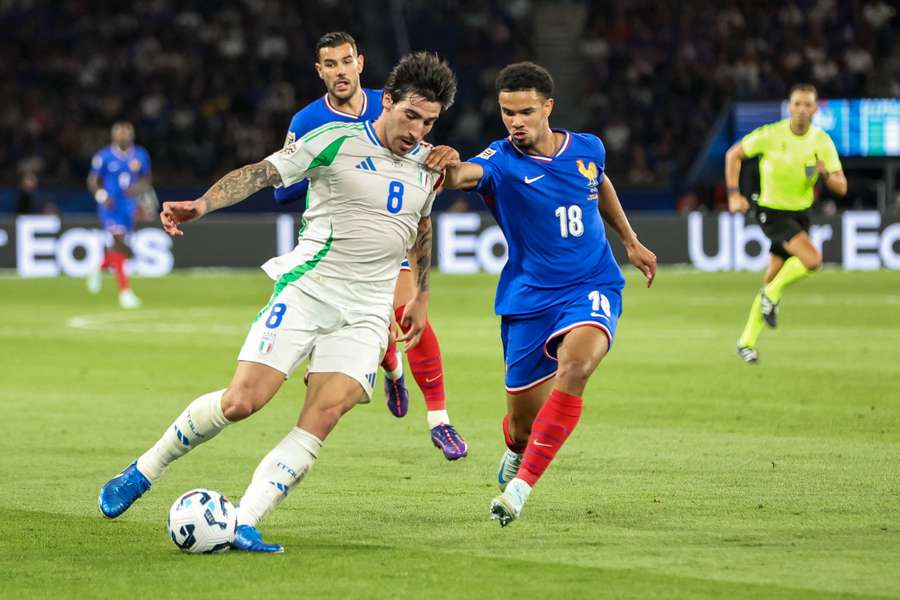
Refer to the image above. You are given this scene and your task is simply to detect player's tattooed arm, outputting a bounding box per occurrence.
[398,216,433,348]
[598,175,657,287]
[412,216,433,293]
[200,160,282,213]
[160,160,282,236]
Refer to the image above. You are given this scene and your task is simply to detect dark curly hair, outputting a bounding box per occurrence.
[495,62,554,98]
[315,31,358,62]
[383,52,457,110]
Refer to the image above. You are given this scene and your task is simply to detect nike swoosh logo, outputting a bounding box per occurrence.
[425,375,441,383]
[590,312,609,320]
[533,440,552,447]
[524,175,545,184]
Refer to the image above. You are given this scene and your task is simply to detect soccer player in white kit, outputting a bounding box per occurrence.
[97,52,458,552]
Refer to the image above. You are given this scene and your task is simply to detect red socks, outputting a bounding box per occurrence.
[502,414,527,453]
[394,305,446,411]
[381,337,399,372]
[102,251,130,291]
[517,389,583,487]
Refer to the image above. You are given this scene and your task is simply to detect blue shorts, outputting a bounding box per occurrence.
[500,284,622,393]
[98,202,135,235]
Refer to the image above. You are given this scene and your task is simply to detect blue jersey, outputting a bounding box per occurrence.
[274,88,384,205]
[89,145,151,208]
[469,131,624,316]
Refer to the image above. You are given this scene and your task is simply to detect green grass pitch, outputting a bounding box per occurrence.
[1,268,899,599]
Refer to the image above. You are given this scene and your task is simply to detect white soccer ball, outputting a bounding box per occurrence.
[167,488,237,554]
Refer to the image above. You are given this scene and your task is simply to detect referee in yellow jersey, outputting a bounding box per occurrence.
[725,84,848,363]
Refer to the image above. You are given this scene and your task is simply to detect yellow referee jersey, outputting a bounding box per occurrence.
[740,119,842,211]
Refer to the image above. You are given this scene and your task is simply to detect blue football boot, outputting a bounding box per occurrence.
[231,524,284,553]
[98,461,151,518]
[385,374,410,418]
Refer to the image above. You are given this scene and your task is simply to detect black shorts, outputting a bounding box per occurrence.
[754,206,811,260]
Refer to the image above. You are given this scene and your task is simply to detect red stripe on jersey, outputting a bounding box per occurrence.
[433,171,445,191]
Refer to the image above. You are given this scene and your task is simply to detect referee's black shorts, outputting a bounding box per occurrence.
[753,205,811,259]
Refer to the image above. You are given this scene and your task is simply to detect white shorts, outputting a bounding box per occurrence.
[237,282,389,401]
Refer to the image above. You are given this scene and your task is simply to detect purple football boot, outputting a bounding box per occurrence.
[430,423,468,460]
[385,374,410,418]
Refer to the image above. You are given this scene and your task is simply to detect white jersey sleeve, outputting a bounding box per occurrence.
[265,123,356,188]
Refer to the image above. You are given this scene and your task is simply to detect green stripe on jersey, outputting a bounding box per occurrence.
[308,135,350,170]
[253,228,334,322]
[296,135,349,238]
[300,122,364,143]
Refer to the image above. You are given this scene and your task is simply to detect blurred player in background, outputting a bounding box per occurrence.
[441,62,657,525]
[86,121,154,309]
[726,84,847,364]
[276,31,467,459]
[98,53,458,552]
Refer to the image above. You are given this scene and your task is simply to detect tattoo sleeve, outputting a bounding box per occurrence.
[200,160,282,213]
[412,217,433,293]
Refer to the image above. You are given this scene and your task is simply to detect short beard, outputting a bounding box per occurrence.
[509,136,532,151]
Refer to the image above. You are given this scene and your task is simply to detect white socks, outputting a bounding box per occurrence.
[426,410,450,430]
[236,427,322,527]
[136,389,231,481]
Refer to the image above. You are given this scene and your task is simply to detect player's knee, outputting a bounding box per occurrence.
[802,252,822,271]
[221,383,267,422]
[556,358,596,390]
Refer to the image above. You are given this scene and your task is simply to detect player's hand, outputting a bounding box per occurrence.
[397,293,429,349]
[160,199,207,237]
[728,192,750,214]
[388,309,401,345]
[425,145,460,172]
[625,240,657,288]
[815,155,830,177]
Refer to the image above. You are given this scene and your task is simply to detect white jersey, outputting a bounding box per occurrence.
[262,120,440,304]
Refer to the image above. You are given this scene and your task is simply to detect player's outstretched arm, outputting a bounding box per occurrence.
[441,162,485,191]
[399,216,433,349]
[160,160,282,236]
[598,175,657,288]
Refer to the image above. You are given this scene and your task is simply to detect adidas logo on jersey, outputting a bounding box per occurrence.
[355,157,377,172]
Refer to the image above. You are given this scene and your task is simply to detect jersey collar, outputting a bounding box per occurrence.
[363,120,385,148]
[109,145,134,160]
[363,119,422,156]
[324,89,368,119]
[508,130,571,162]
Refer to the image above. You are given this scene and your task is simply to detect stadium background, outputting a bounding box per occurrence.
[3,0,899,216]
[2,2,900,599]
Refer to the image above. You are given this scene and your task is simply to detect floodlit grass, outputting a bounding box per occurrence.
[1,268,899,599]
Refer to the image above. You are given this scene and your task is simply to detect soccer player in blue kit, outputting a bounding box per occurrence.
[86,121,152,309]
[440,62,657,526]
[276,32,467,459]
